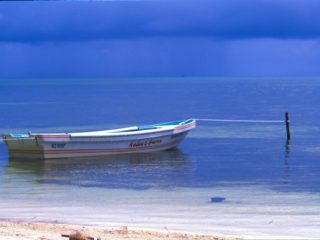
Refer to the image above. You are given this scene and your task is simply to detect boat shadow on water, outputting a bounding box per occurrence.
[6,149,191,189]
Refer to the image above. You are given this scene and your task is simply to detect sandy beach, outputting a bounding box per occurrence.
[0,221,232,240]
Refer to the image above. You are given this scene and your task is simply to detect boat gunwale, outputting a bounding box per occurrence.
[34,119,195,138]
[36,126,174,139]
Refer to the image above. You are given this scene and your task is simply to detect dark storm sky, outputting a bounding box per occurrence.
[0,0,320,78]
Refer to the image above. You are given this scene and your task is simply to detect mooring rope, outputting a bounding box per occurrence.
[194,118,285,123]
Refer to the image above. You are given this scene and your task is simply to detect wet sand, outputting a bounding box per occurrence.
[0,221,232,240]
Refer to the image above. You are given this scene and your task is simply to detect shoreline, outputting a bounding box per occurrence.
[0,220,234,240]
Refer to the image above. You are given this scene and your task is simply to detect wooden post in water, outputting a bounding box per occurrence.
[285,112,291,141]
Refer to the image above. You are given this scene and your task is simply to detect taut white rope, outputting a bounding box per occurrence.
[194,118,285,123]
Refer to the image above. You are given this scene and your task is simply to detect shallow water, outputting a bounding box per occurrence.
[0,77,320,238]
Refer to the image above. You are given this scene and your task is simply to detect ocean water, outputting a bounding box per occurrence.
[0,77,320,238]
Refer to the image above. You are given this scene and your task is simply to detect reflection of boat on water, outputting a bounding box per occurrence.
[2,119,195,159]
[6,149,190,189]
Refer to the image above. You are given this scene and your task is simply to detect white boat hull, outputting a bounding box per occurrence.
[3,119,195,159]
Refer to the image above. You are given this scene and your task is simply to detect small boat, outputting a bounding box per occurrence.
[2,119,196,159]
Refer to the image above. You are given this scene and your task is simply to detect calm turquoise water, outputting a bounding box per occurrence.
[0,77,320,237]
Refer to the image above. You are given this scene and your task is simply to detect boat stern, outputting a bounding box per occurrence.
[2,133,45,159]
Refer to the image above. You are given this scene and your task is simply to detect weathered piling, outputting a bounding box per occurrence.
[285,112,291,141]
